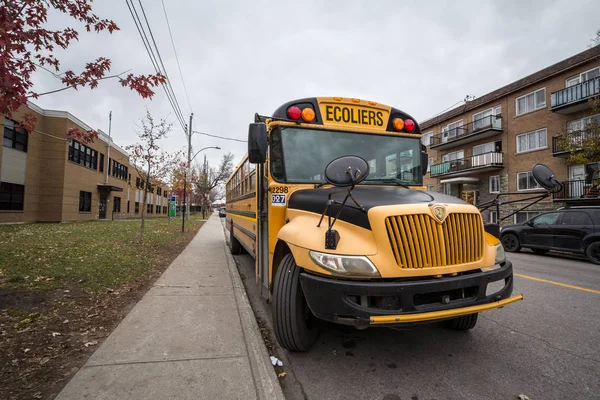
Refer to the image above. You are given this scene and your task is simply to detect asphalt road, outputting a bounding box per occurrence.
[228,227,600,400]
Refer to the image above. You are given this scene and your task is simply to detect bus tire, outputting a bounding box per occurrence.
[273,254,319,352]
[229,223,243,255]
[445,313,478,331]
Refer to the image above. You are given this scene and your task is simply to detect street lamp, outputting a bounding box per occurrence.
[182,146,220,232]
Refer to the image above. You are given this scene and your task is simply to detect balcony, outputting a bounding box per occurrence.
[430,152,504,177]
[430,115,502,150]
[552,130,600,157]
[553,179,600,203]
[550,77,600,114]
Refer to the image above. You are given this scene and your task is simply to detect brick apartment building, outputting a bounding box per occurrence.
[1,102,170,223]
[421,46,600,225]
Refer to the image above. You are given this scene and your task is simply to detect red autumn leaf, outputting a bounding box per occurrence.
[1,0,165,145]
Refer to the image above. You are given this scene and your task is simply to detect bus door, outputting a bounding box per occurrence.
[256,162,270,300]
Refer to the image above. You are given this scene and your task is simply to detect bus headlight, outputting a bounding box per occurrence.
[495,243,506,264]
[309,251,380,277]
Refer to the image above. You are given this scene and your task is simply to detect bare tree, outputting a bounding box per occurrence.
[127,111,180,242]
[556,97,600,168]
[589,28,600,48]
[194,153,234,218]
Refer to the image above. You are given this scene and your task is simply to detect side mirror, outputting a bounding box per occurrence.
[525,220,534,227]
[248,123,267,164]
[421,151,429,176]
[324,155,369,187]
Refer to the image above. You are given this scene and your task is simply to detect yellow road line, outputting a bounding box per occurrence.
[515,273,600,295]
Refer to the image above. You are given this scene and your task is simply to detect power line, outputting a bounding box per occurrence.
[161,0,193,114]
[125,0,186,131]
[193,131,247,143]
[126,0,185,131]
[136,0,186,122]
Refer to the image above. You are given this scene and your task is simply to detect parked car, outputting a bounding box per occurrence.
[499,206,600,264]
[219,207,226,218]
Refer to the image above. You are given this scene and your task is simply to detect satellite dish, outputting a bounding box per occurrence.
[532,164,561,192]
[324,155,369,187]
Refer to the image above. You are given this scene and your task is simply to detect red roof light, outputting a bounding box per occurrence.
[404,119,415,133]
[287,106,302,120]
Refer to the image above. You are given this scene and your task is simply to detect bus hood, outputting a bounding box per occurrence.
[287,186,469,230]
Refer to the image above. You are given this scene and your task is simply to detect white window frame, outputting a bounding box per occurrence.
[441,120,463,142]
[517,171,542,191]
[426,157,433,173]
[442,150,464,163]
[516,128,547,153]
[514,211,542,224]
[421,131,433,147]
[489,175,500,194]
[473,142,496,156]
[516,88,546,116]
[426,185,434,192]
[489,210,498,224]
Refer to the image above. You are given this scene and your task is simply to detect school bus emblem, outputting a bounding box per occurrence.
[432,205,447,223]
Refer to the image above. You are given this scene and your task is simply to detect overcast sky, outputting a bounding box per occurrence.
[30,0,600,171]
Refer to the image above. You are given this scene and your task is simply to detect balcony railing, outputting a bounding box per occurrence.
[430,152,504,177]
[430,115,502,148]
[553,178,600,201]
[552,130,600,155]
[550,77,600,111]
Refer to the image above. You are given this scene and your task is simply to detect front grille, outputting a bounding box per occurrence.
[385,213,484,268]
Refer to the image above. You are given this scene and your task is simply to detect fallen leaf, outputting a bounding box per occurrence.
[84,340,98,347]
[24,348,31,353]
[52,332,62,337]
[63,320,69,324]
[517,395,532,400]
[278,372,287,378]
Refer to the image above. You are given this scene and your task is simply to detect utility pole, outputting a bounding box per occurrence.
[182,113,193,233]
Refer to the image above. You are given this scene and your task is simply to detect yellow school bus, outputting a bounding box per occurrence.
[225,97,522,351]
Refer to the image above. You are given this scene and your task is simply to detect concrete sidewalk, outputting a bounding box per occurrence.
[57,214,284,400]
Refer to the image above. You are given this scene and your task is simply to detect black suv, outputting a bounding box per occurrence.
[500,207,600,264]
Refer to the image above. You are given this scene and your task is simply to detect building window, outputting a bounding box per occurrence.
[517,128,547,153]
[156,205,160,213]
[442,150,464,162]
[426,185,434,191]
[110,159,128,180]
[0,182,25,211]
[489,175,500,193]
[3,119,28,152]
[426,157,433,173]
[136,177,141,188]
[135,202,140,214]
[473,105,502,130]
[79,191,92,212]
[490,210,498,224]
[514,211,542,224]
[516,88,546,115]
[421,131,433,146]
[127,200,130,213]
[517,171,542,191]
[163,206,167,214]
[69,140,98,170]
[441,120,464,142]
[113,196,121,213]
[473,142,496,156]
[99,153,104,172]
[566,66,600,87]
[147,203,153,214]
[441,182,451,195]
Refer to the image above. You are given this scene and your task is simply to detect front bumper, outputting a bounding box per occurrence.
[299,261,522,328]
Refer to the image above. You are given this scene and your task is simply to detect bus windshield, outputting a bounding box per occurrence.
[270,127,423,185]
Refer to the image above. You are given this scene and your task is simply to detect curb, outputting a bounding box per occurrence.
[221,229,285,400]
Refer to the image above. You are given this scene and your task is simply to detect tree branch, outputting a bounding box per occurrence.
[29,69,132,98]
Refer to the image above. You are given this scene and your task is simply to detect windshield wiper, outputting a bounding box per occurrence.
[363,179,410,188]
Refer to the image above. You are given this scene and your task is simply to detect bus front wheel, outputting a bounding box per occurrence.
[445,313,478,331]
[229,223,243,255]
[273,254,320,352]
